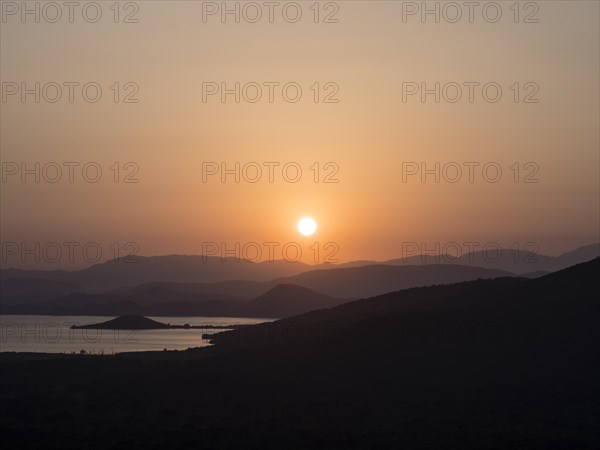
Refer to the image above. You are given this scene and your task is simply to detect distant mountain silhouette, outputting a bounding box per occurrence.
[0,277,83,305]
[1,291,244,317]
[1,283,342,319]
[2,243,596,299]
[385,243,599,274]
[240,284,345,317]
[126,286,240,306]
[111,263,516,300]
[0,255,314,292]
[274,263,514,298]
[109,280,270,299]
[554,243,600,267]
[1,264,515,317]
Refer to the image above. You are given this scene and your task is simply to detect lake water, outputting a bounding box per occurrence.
[0,315,271,354]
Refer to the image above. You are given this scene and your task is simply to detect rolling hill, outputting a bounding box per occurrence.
[386,242,599,274]
[2,243,596,299]
[2,259,597,449]
[209,257,599,350]
[240,284,345,317]
[1,264,516,317]
[0,255,314,292]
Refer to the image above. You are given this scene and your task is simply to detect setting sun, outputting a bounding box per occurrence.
[1,2,598,448]
[297,217,317,236]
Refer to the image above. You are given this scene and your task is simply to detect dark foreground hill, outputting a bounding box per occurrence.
[209,256,599,348]
[0,259,598,449]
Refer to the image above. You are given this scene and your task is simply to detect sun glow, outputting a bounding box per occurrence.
[297,217,317,236]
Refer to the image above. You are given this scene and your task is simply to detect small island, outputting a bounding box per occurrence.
[70,315,248,330]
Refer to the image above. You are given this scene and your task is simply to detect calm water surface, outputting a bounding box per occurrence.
[0,315,271,354]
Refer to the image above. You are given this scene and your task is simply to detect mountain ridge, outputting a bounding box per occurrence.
[2,243,596,291]
[1,264,517,317]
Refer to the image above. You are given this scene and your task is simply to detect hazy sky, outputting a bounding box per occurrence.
[1,1,599,268]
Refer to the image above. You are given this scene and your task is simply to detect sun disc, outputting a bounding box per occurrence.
[297,217,317,236]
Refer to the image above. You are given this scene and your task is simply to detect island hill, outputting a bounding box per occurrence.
[70,315,247,330]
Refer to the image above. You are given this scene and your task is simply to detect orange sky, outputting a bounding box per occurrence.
[1,1,599,268]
